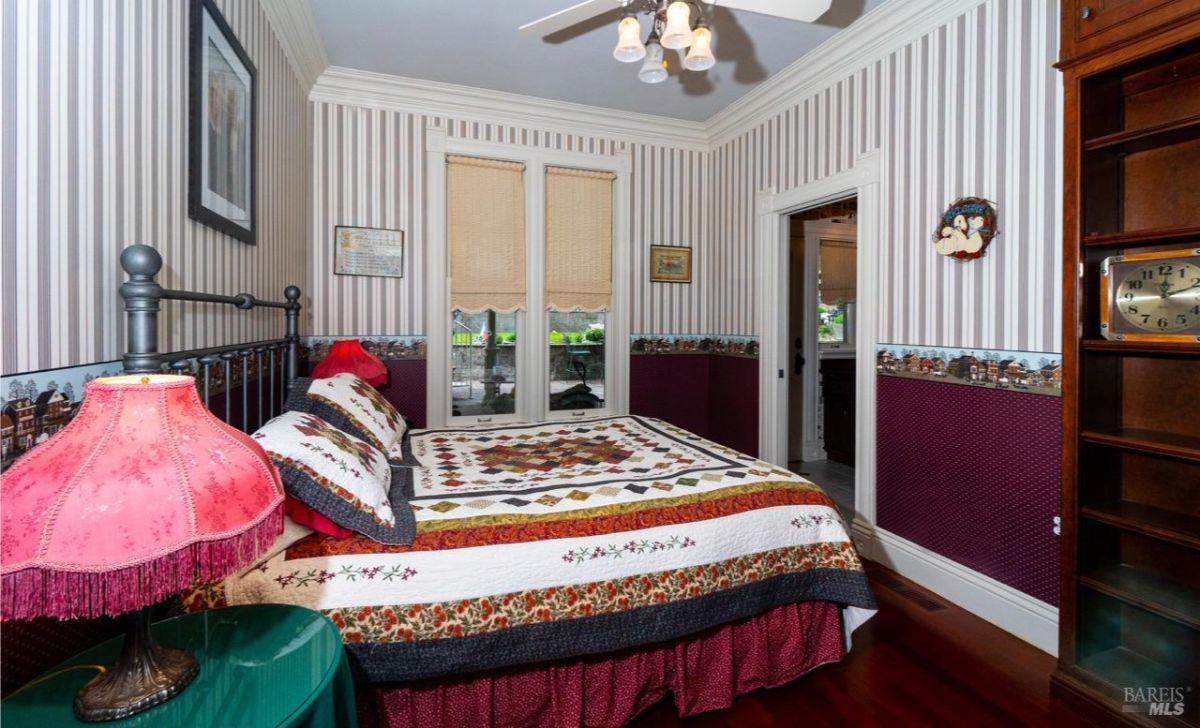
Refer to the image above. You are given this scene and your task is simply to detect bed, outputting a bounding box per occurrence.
[116,247,875,726]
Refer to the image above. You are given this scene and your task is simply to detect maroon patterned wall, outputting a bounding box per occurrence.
[629,355,710,438]
[876,376,1061,605]
[378,360,427,429]
[630,353,759,457]
[708,355,759,457]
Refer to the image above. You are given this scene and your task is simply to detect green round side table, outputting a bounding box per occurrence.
[1,604,357,728]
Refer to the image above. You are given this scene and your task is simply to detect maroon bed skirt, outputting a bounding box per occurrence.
[361,600,845,728]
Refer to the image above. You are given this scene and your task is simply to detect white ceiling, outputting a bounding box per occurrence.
[309,0,886,122]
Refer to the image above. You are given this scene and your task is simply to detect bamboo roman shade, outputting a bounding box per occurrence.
[545,166,615,312]
[819,239,856,305]
[448,155,526,313]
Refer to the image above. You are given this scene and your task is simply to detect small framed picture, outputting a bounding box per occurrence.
[189,0,256,244]
[650,245,692,283]
[334,226,405,278]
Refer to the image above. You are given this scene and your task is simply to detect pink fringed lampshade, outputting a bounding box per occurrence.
[312,338,388,387]
[1,374,284,622]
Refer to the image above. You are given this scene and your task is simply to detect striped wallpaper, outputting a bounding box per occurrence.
[310,0,1060,352]
[1,0,309,376]
[308,103,713,337]
[709,0,1062,352]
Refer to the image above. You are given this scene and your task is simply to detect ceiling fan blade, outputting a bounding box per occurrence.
[703,0,833,23]
[519,0,618,38]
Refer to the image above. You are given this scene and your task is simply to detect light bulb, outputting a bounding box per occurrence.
[612,15,645,63]
[660,1,692,50]
[684,24,714,71]
[638,38,668,83]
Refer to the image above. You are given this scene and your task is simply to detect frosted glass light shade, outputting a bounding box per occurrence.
[684,25,714,71]
[613,15,645,63]
[638,39,668,83]
[661,1,692,50]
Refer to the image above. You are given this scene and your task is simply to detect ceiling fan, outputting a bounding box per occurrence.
[519,0,833,83]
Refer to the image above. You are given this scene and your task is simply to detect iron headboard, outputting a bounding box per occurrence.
[119,244,302,432]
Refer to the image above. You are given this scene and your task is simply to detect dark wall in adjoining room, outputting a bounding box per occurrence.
[875,375,1061,606]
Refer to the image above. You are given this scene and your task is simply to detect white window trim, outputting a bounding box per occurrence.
[425,128,632,427]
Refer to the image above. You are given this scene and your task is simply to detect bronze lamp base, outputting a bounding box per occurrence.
[73,607,199,722]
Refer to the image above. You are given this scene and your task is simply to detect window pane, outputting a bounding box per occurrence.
[548,312,605,412]
[452,310,517,417]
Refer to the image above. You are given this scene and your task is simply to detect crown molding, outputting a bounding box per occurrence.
[309,66,710,151]
[705,0,986,146]
[298,0,986,151]
[260,0,329,91]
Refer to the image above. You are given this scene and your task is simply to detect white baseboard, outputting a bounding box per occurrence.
[851,520,1059,656]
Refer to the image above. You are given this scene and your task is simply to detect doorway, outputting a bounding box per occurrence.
[786,199,857,516]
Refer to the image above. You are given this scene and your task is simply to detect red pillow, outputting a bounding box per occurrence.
[285,496,355,539]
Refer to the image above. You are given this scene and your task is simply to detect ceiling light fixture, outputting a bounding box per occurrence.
[613,14,646,62]
[638,32,668,84]
[610,0,714,84]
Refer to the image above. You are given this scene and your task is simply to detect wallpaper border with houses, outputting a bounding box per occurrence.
[876,343,1062,397]
[1,360,124,467]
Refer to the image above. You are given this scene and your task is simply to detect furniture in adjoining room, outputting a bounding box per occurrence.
[1055,2,1200,725]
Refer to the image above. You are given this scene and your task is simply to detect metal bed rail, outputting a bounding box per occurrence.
[119,244,302,432]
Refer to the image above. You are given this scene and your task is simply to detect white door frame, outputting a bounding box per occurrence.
[756,152,880,542]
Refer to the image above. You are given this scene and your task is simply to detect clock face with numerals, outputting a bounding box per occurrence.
[1117,261,1200,331]
[1101,249,1200,342]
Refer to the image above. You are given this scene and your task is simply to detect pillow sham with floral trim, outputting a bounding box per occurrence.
[252,410,415,545]
[286,374,410,460]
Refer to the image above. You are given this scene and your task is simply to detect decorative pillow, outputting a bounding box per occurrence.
[285,496,354,539]
[286,374,407,455]
[251,411,414,545]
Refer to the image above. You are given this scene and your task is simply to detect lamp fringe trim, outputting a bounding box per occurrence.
[1,504,283,621]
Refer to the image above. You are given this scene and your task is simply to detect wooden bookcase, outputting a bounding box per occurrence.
[1056,2,1200,726]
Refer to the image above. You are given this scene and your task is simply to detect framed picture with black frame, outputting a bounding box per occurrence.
[189,0,256,244]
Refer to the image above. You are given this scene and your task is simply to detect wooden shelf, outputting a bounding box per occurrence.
[1082,226,1200,247]
[1083,113,1200,153]
[1083,501,1200,549]
[1080,427,1200,462]
[1077,647,1190,699]
[1081,339,1200,355]
[1081,566,1200,630]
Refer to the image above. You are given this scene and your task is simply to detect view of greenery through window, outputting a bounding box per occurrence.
[818,301,846,343]
[451,310,517,416]
[450,311,606,416]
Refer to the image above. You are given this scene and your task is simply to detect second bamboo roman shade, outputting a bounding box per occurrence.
[819,239,856,305]
[448,155,526,313]
[545,166,615,312]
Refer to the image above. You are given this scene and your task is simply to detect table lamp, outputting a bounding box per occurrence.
[1,374,284,721]
[311,338,388,387]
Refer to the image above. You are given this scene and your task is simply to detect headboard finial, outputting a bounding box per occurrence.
[121,244,163,279]
[284,285,301,302]
[120,244,165,374]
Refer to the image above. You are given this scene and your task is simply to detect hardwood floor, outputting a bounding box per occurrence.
[629,561,1113,728]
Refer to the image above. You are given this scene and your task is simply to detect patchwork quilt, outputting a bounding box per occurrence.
[191,416,875,682]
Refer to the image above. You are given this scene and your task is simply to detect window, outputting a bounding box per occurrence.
[545,165,613,412]
[428,135,630,426]
[817,238,856,346]
[446,155,526,420]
